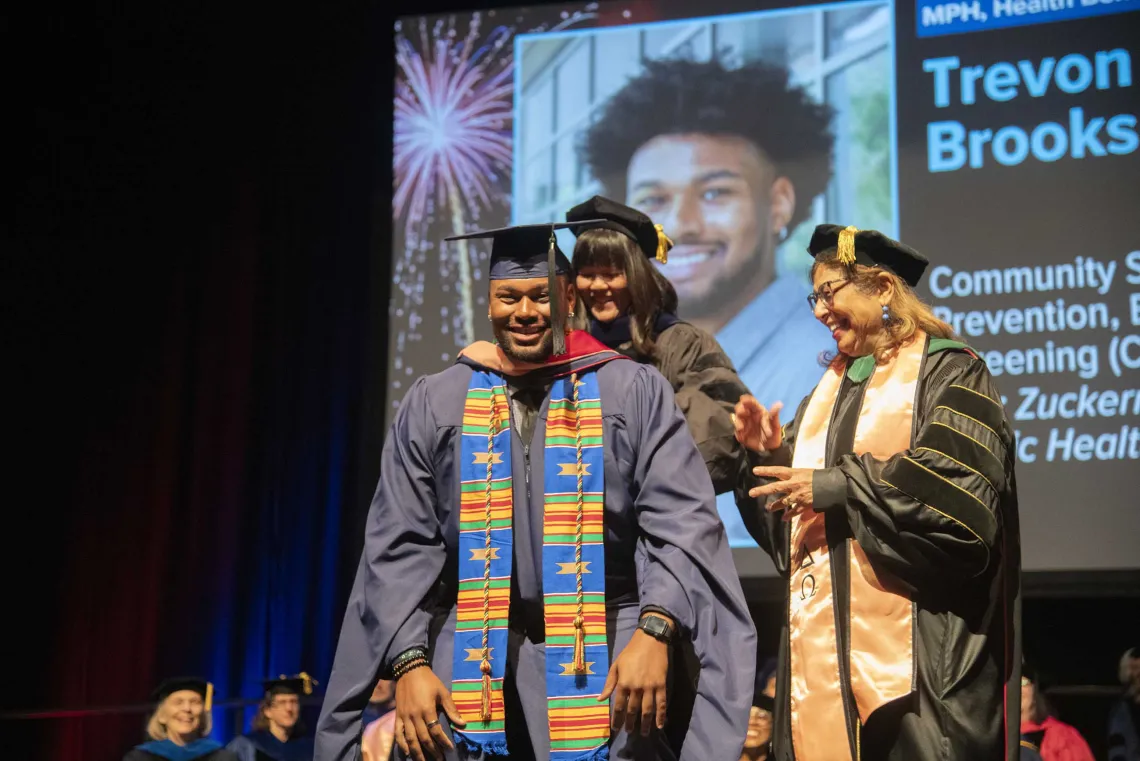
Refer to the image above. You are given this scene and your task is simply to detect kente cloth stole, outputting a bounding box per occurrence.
[786,332,926,761]
[452,369,610,761]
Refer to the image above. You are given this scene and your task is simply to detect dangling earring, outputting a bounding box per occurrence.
[881,304,891,323]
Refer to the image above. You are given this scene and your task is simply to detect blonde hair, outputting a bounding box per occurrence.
[812,252,956,363]
[145,697,212,741]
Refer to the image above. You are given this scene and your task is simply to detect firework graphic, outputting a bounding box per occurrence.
[387,6,601,415]
[394,13,514,346]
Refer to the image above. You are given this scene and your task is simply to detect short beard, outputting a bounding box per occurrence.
[494,325,554,364]
[677,240,774,320]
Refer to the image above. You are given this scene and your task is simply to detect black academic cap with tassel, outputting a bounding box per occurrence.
[808,224,930,287]
[150,677,214,712]
[566,195,674,264]
[261,671,318,697]
[446,220,604,355]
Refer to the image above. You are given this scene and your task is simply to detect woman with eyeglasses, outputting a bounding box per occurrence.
[732,225,1022,761]
[566,195,751,496]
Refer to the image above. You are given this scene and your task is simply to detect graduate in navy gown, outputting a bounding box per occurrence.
[315,222,755,761]
[123,678,238,761]
[228,674,316,761]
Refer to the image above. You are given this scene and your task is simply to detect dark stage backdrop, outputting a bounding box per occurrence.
[3,2,392,758]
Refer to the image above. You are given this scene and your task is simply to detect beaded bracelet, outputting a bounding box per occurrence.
[393,657,429,681]
[392,647,428,669]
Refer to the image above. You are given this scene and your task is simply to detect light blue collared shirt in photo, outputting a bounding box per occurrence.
[712,276,834,547]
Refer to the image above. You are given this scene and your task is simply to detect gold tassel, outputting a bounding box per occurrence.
[204,682,214,713]
[570,373,587,675]
[572,615,586,673]
[299,672,315,695]
[548,228,566,355]
[653,224,673,264]
[480,659,493,722]
[837,225,859,266]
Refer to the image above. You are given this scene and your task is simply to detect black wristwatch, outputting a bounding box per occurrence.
[637,613,675,643]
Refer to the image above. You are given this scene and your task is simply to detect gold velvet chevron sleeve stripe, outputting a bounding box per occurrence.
[881,372,1009,557]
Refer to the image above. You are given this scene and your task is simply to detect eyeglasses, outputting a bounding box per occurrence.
[807,279,850,310]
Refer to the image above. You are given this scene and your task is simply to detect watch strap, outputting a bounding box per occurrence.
[637,613,674,642]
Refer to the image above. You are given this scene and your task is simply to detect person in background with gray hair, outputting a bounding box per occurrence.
[1108,646,1140,761]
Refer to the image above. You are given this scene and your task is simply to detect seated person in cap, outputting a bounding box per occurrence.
[124,678,238,761]
[1020,664,1095,761]
[314,221,755,761]
[733,225,1022,760]
[739,658,777,761]
[227,674,317,761]
[1108,645,1140,761]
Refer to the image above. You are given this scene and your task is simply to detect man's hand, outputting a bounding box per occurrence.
[394,667,466,761]
[733,396,784,453]
[598,626,670,736]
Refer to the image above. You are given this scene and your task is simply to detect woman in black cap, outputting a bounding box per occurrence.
[124,678,238,761]
[564,195,753,755]
[566,195,751,496]
[739,657,777,761]
[733,225,1022,760]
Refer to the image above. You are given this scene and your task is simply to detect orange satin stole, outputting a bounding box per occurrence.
[788,333,925,760]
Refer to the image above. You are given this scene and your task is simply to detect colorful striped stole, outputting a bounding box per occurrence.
[453,372,513,756]
[452,369,610,760]
[543,372,609,761]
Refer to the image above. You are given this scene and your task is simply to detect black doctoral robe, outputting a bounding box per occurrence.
[590,316,751,495]
[736,339,1022,761]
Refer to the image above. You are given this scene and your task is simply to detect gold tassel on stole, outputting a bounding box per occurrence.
[480,658,493,721]
[572,615,586,672]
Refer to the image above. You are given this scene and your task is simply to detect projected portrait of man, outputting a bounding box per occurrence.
[581,58,835,411]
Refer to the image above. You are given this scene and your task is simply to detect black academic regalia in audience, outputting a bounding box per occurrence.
[123,678,238,761]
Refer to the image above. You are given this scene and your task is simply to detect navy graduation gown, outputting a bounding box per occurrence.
[227,732,315,761]
[316,340,755,760]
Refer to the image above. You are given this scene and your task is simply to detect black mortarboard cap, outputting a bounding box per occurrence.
[446,221,604,355]
[150,677,213,711]
[754,656,777,711]
[262,672,317,696]
[808,224,929,287]
[565,195,674,263]
[445,223,584,280]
